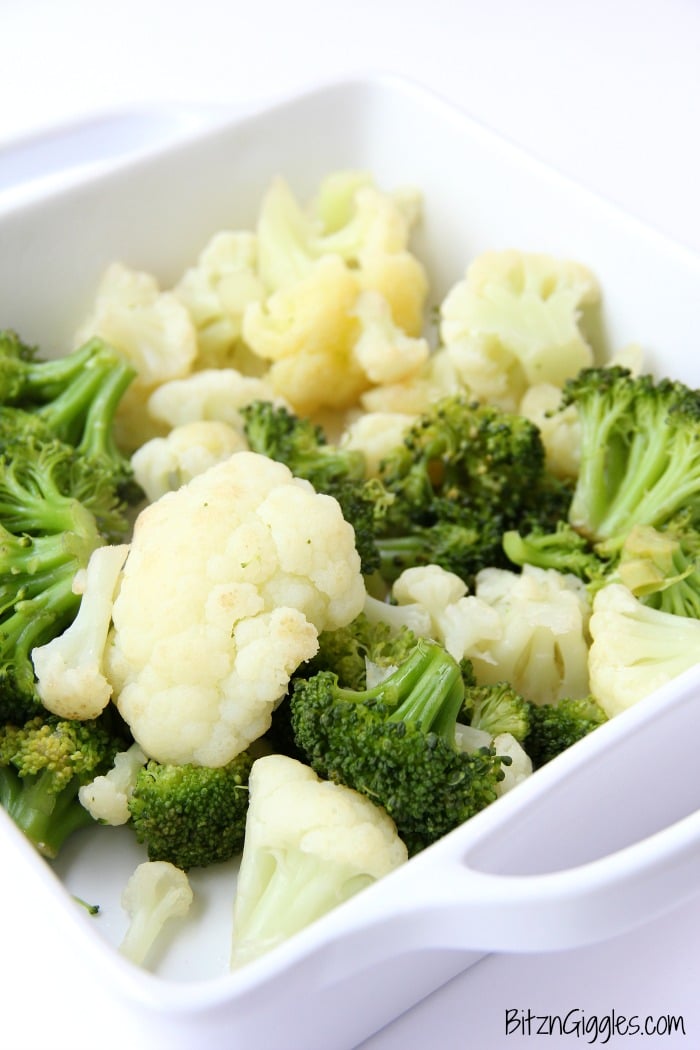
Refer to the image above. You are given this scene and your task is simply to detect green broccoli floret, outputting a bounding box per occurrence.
[290,637,509,855]
[614,518,700,619]
[0,331,141,524]
[502,521,612,585]
[377,395,548,524]
[372,396,571,584]
[0,712,123,857]
[128,751,253,870]
[524,696,608,769]
[462,681,532,743]
[0,439,106,723]
[376,517,508,586]
[240,399,383,572]
[562,366,700,551]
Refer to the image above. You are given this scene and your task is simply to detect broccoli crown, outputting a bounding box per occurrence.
[128,751,253,870]
[524,696,608,769]
[502,521,612,585]
[462,681,532,743]
[371,396,570,585]
[0,712,121,857]
[377,396,547,523]
[0,439,105,723]
[612,515,700,619]
[376,517,509,587]
[0,331,141,532]
[562,366,700,549]
[290,638,507,854]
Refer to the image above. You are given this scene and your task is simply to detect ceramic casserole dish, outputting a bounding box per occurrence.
[1,75,700,1050]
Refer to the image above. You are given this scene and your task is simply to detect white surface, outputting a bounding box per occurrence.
[1,1,700,1047]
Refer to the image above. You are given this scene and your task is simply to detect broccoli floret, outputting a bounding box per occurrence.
[0,331,139,514]
[614,518,700,619]
[128,751,253,870]
[290,637,508,855]
[0,711,123,857]
[0,439,105,722]
[241,399,365,489]
[373,396,571,584]
[377,395,547,524]
[376,517,508,587]
[562,366,700,551]
[502,521,612,585]
[524,696,608,769]
[462,681,532,743]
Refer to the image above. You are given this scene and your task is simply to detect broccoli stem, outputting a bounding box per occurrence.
[335,639,465,744]
[0,766,94,857]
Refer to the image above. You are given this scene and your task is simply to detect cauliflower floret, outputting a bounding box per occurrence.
[492,733,533,796]
[519,382,581,480]
[78,742,147,825]
[231,754,407,967]
[32,543,130,720]
[351,290,429,385]
[588,583,700,718]
[391,565,501,662]
[131,421,247,502]
[147,367,288,433]
[339,410,417,477]
[173,231,266,370]
[242,255,367,414]
[119,861,193,968]
[105,452,365,766]
[469,565,592,704]
[243,174,429,414]
[439,250,599,411]
[75,262,198,449]
[360,345,468,416]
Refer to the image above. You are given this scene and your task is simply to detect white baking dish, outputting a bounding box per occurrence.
[1,75,700,1050]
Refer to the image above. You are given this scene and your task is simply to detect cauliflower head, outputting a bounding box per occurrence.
[173,231,266,371]
[231,753,407,966]
[588,583,700,718]
[76,261,198,449]
[131,420,247,502]
[105,452,365,766]
[439,250,599,411]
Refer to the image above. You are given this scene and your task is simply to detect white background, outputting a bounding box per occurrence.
[1,1,700,1047]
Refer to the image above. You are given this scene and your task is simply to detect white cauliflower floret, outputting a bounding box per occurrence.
[147,367,287,431]
[131,420,247,501]
[242,255,367,414]
[588,583,700,718]
[391,565,501,662]
[76,261,198,449]
[492,733,533,796]
[439,250,599,411]
[339,410,417,477]
[351,290,429,385]
[32,544,129,720]
[173,231,266,370]
[119,861,193,968]
[78,742,147,825]
[519,382,581,480]
[105,452,365,766]
[241,173,429,414]
[469,565,592,704]
[231,754,407,967]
